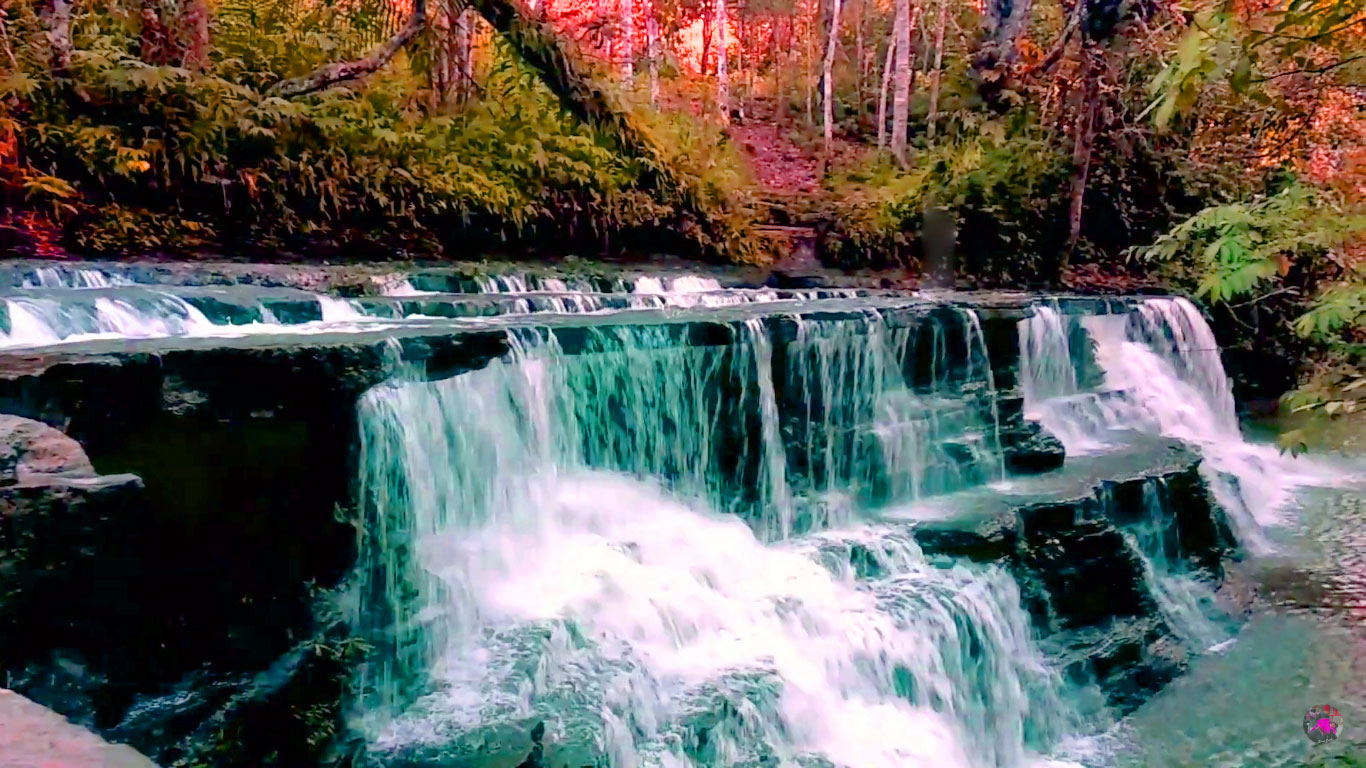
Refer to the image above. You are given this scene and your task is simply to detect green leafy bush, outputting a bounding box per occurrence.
[1132,182,1365,449]
[826,119,1072,283]
[0,0,758,259]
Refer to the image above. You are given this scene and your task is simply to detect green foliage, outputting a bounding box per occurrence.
[827,118,1072,281]
[0,0,755,259]
[1135,182,1365,451]
[1132,184,1362,301]
[1295,281,1366,338]
[1147,0,1366,131]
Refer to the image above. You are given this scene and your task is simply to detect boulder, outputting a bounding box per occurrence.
[0,687,159,768]
[0,414,97,480]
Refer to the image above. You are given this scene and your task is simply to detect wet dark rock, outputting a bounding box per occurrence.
[1016,510,1154,629]
[1002,421,1066,475]
[0,470,146,687]
[912,521,1017,563]
[910,438,1234,713]
[1051,616,1187,715]
[159,612,358,768]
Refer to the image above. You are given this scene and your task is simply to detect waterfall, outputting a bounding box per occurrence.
[1118,481,1231,651]
[350,315,1070,767]
[1018,297,1345,542]
[23,265,131,289]
[0,293,217,348]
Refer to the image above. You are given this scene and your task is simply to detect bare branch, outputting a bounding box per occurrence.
[268,0,429,98]
[1033,0,1083,74]
[1253,53,1366,83]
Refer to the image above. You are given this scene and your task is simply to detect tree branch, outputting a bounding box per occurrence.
[1253,53,1366,83]
[267,0,428,98]
[1033,0,1083,74]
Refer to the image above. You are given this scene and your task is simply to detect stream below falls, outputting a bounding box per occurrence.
[0,263,1362,768]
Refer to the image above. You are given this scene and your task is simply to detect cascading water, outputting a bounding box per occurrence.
[351,314,1080,768]
[1019,297,1343,543]
[1117,481,1231,652]
[0,293,217,348]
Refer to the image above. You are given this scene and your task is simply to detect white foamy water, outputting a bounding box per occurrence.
[353,321,1073,767]
[0,288,399,350]
[1019,297,1350,538]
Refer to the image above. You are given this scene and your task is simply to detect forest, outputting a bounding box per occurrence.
[0,0,1362,439]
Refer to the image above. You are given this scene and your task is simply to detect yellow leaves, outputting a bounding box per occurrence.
[22,174,77,198]
[114,146,153,176]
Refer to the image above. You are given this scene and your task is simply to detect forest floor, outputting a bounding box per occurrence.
[728,120,823,195]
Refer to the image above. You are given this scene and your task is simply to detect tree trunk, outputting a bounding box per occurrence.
[776,17,787,122]
[797,0,808,126]
[620,0,634,80]
[877,32,894,152]
[42,0,75,75]
[926,0,947,139]
[737,14,745,120]
[889,0,910,164]
[646,3,660,104]
[821,0,842,165]
[178,0,210,70]
[456,8,475,102]
[716,0,729,122]
[1064,46,1099,269]
[269,0,428,97]
[854,0,864,125]
[702,6,713,76]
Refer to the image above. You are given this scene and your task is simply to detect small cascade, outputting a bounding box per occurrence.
[1118,481,1231,651]
[352,315,1076,766]
[318,296,368,322]
[0,293,216,348]
[22,265,131,289]
[1019,296,1346,545]
[381,279,435,297]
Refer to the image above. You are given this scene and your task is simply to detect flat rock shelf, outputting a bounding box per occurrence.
[0,261,1357,768]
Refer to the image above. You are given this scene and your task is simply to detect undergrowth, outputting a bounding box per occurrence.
[0,0,761,261]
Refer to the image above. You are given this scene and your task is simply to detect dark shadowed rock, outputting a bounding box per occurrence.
[1003,422,1066,475]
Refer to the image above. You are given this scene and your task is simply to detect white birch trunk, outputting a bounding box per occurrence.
[877,33,895,152]
[821,0,842,161]
[716,0,729,122]
[927,0,947,139]
[889,0,911,164]
[646,2,659,104]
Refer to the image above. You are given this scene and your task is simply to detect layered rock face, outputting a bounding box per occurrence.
[0,277,1246,767]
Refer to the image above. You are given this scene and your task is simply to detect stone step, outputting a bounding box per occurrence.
[0,689,159,768]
